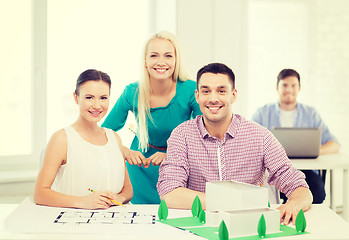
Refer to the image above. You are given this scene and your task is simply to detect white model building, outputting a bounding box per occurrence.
[205,181,280,238]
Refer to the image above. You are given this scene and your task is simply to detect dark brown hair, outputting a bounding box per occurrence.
[277,69,300,87]
[196,63,235,89]
[75,69,111,95]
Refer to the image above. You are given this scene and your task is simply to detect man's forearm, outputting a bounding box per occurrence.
[320,140,340,155]
[162,187,206,209]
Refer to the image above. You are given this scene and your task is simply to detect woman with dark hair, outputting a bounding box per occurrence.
[34,69,132,209]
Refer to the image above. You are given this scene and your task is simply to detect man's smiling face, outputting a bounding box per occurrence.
[195,72,237,126]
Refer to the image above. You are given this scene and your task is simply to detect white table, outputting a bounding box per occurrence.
[291,152,349,220]
[0,202,349,239]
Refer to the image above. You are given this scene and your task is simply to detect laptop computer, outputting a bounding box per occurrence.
[270,127,322,159]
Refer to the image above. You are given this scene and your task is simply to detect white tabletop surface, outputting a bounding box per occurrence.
[291,152,349,170]
[1,202,349,240]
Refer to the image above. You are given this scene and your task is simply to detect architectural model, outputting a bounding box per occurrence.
[158,180,307,239]
[205,181,280,238]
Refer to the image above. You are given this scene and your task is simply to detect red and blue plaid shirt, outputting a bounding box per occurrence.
[157,114,308,198]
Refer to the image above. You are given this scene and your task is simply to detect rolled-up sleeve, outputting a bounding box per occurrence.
[157,125,190,198]
[263,129,309,197]
[312,110,338,145]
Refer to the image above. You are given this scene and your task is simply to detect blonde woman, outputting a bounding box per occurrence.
[102,31,201,204]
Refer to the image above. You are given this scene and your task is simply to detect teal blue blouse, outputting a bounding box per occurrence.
[102,79,201,204]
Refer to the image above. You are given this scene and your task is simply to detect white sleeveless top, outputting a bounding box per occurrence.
[53,126,125,197]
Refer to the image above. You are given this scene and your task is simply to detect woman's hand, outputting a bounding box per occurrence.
[113,194,127,206]
[122,147,147,167]
[79,191,115,209]
[105,191,126,206]
[147,152,166,166]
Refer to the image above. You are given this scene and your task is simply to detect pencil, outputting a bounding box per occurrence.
[88,188,125,207]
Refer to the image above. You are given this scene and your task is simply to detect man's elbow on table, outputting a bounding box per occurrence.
[162,187,206,210]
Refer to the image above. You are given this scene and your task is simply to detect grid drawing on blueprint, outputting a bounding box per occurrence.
[54,211,156,225]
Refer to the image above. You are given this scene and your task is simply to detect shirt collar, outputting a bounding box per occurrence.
[197,115,209,138]
[197,114,241,139]
[275,101,299,113]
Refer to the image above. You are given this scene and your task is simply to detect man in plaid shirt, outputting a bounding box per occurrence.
[157,63,312,225]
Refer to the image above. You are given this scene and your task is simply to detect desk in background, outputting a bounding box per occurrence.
[291,152,349,220]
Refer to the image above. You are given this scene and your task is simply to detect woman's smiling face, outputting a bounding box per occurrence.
[145,38,176,81]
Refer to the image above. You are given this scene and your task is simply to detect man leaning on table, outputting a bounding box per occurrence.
[251,69,340,204]
[157,63,313,225]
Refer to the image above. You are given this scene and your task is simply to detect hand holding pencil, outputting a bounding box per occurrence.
[88,188,125,207]
[78,190,118,209]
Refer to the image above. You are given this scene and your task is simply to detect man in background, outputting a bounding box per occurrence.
[252,68,340,203]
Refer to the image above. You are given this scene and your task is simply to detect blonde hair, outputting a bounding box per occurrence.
[137,31,188,152]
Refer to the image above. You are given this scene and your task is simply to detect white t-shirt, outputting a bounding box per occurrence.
[279,109,297,127]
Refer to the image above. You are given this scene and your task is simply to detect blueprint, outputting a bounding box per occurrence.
[54,210,155,225]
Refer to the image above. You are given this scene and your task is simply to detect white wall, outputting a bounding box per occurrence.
[311,0,349,153]
[176,0,349,215]
[2,0,349,209]
[176,0,349,151]
[177,0,248,115]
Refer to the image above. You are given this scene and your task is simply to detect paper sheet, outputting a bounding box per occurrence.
[4,197,177,235]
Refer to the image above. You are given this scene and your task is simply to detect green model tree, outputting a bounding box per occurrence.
[295,209,306,232]
[218,220,229,240]
[257,214,266,238]
[191,195,202,217]
[198,209,206,223]
[158,199,168,221]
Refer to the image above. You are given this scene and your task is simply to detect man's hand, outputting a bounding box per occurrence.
[277,200,301,225]
[277,187,312,225]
